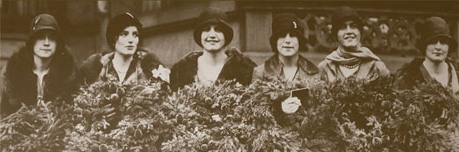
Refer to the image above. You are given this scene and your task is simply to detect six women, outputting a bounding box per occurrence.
[1,6,458,116]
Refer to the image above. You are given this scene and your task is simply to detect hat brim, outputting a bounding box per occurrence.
[270,31,308,53]
[423,34,457,48]
[419,34,458,55]
[193,18,234,47]
[33,27,58,33]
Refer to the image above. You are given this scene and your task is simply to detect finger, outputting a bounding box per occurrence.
[294,100,302,106]
[284,97,298,103]
[106,111,117,118]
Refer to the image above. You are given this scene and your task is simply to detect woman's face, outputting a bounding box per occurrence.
[337,20,361,51]
[33,30,57,59]
[201,25,225,52]
[425,39,449,63]
[115,26,139,56]
[277,33,299,57]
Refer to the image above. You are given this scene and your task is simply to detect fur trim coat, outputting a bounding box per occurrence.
[394,58,459,94]
[1,47,77,115]
[170,48,256,91]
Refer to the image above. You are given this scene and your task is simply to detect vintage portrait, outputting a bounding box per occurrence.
[1,0,458,151]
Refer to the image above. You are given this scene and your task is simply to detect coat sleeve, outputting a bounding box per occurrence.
[169,63,181,91]
[317,61,329,82]
[75,54,102,87]
[0,63,20,117]
[58,53,79,103]
[252,65,264,83]
[375,61,391,77]
[393,66,410,90]
[141,52,162,79]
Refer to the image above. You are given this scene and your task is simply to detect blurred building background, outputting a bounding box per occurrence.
[1,0,459,72]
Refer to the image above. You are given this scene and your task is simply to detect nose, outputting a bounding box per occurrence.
[43,37,50,46]
[284,34,292,44]
[207,27,217,38]
[434,41,443,49]
[127,35,135,44]
[344,25,353,32]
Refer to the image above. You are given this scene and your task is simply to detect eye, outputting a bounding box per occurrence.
[438,38,448,44]
[36,34,46,40]
[119,31,129,37]
[47,35,56,41]
[338,24,348,30]
[132,32,139,38]
[349,23,358,29]
[428,38,448,45]
[281,32,289,38]
[214,26,223,32]
[201,26,211,32]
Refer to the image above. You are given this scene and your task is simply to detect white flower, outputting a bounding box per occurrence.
[152,65,171,83]
[75,124,85,131]
[211,114,222,122]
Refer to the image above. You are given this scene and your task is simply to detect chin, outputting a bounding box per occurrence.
[433,58,447,63]
[204,46,224,52]
[279,52,297,57]
[343,45,358,51]
[120,51,136,56]
[36,54,53,59]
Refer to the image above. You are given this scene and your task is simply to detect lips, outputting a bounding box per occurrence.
[344,34,356,40]
[205,38,220,42]
[126,46,135,49]
[40,48,52,51]
[282,46,294,49]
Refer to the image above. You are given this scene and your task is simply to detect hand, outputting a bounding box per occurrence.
[102,103,118,122]
[281,97,301,114]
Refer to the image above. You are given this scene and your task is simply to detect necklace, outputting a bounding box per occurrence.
[341,62,361,69]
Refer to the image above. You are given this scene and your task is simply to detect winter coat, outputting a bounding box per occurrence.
[1,47,77,116]
[253,55,319,127]
[170,48,256,91]
[252,54,319,82]
[76,49,161,86]
[394,58,459,95]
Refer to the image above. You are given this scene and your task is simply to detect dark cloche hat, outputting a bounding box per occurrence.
[270,13,308,53]
[193,7,234,47]
[419,16,457,54]
[106,12,143,50]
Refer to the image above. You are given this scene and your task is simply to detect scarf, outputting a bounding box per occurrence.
[325,46,381,65]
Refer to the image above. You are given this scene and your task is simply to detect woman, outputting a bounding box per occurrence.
[169,7,256,91]
[252,13,319,116]
[1,14,77,116]
[395,17,458,96]
[318,6,390,82]
[252,13,319,82]
[77,13,162,86]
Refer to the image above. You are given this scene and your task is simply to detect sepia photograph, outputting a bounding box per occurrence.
[1,0,459,151]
